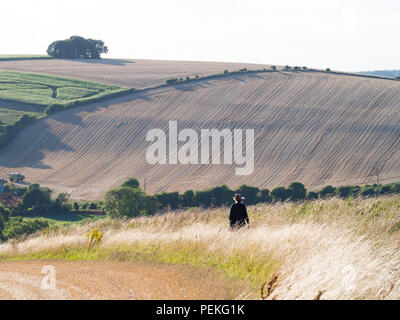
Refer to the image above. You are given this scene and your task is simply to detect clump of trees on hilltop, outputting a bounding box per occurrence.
[47,36,108,59]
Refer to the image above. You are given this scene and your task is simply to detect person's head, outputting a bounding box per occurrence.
[233,194,244,203]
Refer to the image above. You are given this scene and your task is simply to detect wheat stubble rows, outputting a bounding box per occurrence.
[0,71,399,199]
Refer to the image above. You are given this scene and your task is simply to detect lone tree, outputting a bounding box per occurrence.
[121,177,140,189]
[47,36,108,59]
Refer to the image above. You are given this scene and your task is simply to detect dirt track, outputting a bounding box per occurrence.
[0,260,244,300]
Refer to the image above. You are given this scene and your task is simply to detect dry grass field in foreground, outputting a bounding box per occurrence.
[0,58,267,88]
[1,196,400,300]
[0,70,399,199]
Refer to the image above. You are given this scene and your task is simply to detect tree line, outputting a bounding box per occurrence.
[103,178,400,218]
[0,203,48,242]
[3,177,400,221]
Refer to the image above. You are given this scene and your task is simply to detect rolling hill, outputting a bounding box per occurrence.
[361,70,400,78]
[0,58,267,88]
[0,66,399,199]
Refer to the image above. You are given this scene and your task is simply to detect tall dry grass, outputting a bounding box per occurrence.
[1,196,400,299]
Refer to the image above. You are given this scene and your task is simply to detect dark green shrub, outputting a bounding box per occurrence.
[233,185,259,205]
[181,190,195,207]
[73,202,80,211]
[144,195,159,215]
[121,177,140,189]
[379,184,394,195]
[21,184,51,210]
[105,186,155,217]
[287,182,307,201]
[319,185,336,198]
[166,78,179,85]
[393,183,400,194]
[2,217,49,241]
[155,192,179,210]
[89,202,98,210]
[194,189,213,208]
[271,187,288,202]
[361,185,378,197]
[209,185,234,206]
[337,186,353,198]
[348,185,361,197]
[258,189,272,203]
[4,183,27,196]
[306,191,319,200]
[45,104,64,115]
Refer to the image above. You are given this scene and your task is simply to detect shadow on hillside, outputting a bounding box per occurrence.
[172,81,213,92]
[52,111,84,126]
[173,84,197,92]
[61,59,135,66]
[48,90,155,127]
[0,122,75,170]
[0,100,44,113]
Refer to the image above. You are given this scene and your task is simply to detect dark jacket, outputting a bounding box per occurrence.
[229,202,249,228]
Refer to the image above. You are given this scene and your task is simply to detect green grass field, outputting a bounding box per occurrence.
[0,69,126,107]
[0,69,129,125]
[22,212,106,226]
[0,108,45,125]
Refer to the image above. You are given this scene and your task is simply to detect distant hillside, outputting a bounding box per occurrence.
[1,67,400,200]
[0,58,268,88]
[360,70,400,78]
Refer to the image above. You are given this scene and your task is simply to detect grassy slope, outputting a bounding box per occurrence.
[0,109,44,125]
[2,196,400,299]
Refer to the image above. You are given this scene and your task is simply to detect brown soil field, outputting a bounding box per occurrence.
[0,58,267,88]
[0,70,399,199]
[0,260,246,299]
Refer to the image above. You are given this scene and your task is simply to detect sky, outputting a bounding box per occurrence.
[1,0,399,71]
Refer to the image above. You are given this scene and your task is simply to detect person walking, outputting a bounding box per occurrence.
[229,194,249,229]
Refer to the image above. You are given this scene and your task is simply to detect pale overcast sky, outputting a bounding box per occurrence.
[2,0,399,71]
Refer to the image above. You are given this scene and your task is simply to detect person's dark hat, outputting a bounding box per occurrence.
[233,194,245,201]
